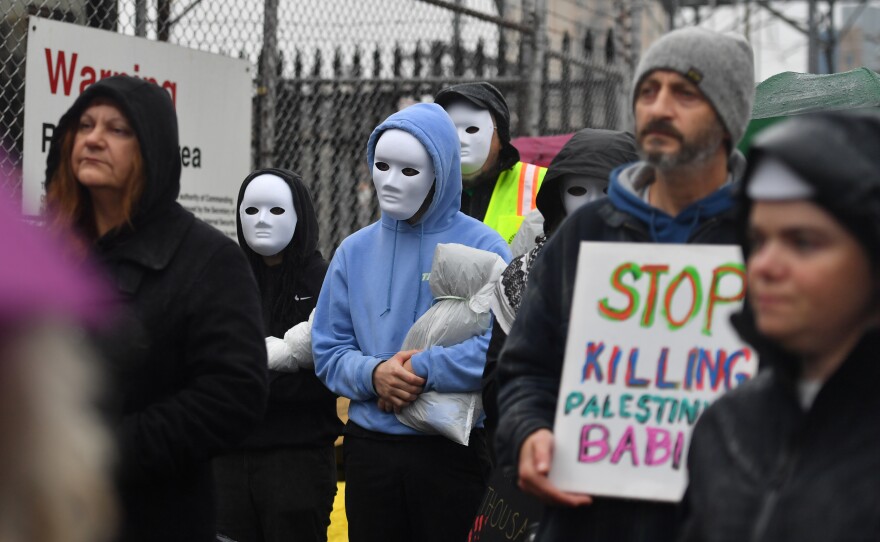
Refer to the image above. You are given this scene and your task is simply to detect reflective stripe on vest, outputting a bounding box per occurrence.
[482,162,547,243]
[517,163,541,217]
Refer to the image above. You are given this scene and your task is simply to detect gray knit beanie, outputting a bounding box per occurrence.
[632,27,755,147]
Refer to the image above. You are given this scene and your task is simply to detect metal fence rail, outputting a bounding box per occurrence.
[1,0,627,256]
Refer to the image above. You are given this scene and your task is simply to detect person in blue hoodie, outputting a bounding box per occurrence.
[495,28,755,541]
[312,102,510,542]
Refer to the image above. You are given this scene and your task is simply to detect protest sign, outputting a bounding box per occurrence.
[549,242,757,502]
[23,17,252,238]
[468,467,543,542]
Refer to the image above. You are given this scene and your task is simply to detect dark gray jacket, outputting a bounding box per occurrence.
[681,319,880,541]
[496,181,738,541]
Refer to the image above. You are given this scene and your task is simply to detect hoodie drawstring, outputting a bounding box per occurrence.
[413,223,424,322]
[380,223,399,317]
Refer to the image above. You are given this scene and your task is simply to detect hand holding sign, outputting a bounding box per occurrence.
[518,428,593,507]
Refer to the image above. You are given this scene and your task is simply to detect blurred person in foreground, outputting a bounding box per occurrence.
[0,175,115,542]
[680,112,880,541]
[43,75,269,542]
[495,27,755,541]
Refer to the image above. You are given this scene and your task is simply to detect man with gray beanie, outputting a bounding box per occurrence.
[495,27,754,541]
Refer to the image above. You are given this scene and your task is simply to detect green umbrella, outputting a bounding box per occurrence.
[738,67,880,152]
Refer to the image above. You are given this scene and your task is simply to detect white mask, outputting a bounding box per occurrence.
[444,102,495,176]
[239,174,298,257]
[561,175,608,215]
[372,129,435,221]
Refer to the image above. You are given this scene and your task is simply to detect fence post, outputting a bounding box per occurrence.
[520,0,546,136]
[258,0,279,168]
[135,0,147,36]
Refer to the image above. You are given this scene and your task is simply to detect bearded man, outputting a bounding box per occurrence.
[495,27,755,541]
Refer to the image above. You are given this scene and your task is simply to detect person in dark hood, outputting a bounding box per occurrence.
[680,111,880,541]
[511,128,640,257]
[214,168,341,542]
[43,75,269,542]
[484,129,637,460]
[495,27,754,541]
[435,82,547,243]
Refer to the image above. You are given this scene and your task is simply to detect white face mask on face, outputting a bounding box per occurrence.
[444,102,495,176]
[239,174,298,257]
[372,129,435,222]
[560,175,608,215]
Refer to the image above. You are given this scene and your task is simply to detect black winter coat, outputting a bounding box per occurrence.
[235,168,342,450]
[45,76,268,542]
[496,194,737,542]
[681,324,880,541]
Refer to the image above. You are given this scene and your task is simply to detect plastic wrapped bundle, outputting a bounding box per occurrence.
[396,243,507,445]
[266,309,315,372]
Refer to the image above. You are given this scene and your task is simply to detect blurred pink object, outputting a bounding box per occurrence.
[511,133,575,167]
[0,165,107,326]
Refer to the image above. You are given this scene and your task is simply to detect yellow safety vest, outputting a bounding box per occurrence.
[482,161,547,244]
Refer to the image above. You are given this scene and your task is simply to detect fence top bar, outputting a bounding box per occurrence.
[280,76,527,86]
[416,0,535,34]
[545,50,624,77]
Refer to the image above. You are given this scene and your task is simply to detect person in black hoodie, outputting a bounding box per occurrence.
[214,168,341,542]
[680,111,880,541]
[485,129,637,458]
[43,75,269,542]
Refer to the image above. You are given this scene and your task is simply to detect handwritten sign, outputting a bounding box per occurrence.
[549,242,757,502]
[469,467,543,542]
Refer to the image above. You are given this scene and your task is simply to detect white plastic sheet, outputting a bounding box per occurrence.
[396,243,507,445]
[267,309,315,372]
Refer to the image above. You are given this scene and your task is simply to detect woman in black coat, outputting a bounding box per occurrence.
[44,75,268,542]
[680,111,880,541]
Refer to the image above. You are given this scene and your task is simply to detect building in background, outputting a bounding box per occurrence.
[837,5,880,72]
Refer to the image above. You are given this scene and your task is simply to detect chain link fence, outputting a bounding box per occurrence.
[1,0,628,255]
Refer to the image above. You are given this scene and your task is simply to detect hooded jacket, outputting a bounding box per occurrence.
[312,102,511,436]
[680,111,880,542]
[435,82,524,222]
[45,76,268,542]
[495,154,743,541]
[235,168,342,450]
[537,129,638,237]
[607,151,746,243]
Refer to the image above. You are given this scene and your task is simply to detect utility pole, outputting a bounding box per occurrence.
[453,0,463,46]
[135,0,147,37]
[630,0,643,70]
[825,0,836,73]
[259,0,280,167]
[808,0,820,72]
[520,0,547,136]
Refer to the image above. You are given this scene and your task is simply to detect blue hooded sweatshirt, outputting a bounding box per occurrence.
[607,151,746,242]
[312,102,511,435]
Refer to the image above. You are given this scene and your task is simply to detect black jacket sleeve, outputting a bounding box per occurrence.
[495,223,574,469]
[118,242,269,483]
